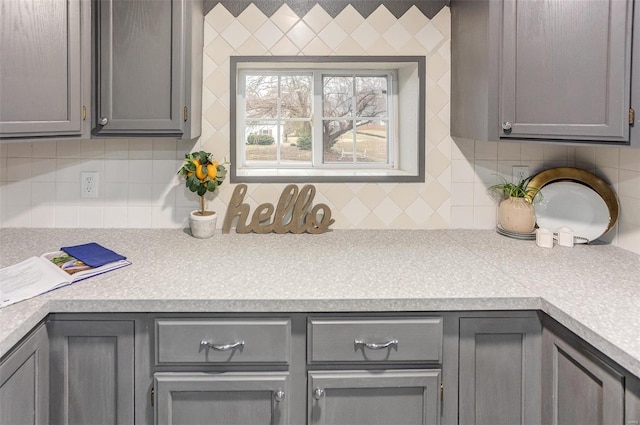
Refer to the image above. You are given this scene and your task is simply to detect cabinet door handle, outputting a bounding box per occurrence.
[502,121,512,132]
[99,117,109,126]
[354,339,398,350]
[200,340,245,351]
[313,388,325,400]
[274,390,285,402]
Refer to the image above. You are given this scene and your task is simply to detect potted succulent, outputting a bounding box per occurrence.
[488,176,540,233]
[178,151,227,238]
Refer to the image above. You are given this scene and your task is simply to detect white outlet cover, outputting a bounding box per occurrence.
[81,171,99,198]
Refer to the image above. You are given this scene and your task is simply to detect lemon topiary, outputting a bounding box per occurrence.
[178,151,227,216]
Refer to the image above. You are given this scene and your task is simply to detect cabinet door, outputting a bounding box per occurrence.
[97,0,184,135]
[308,370,441,425]
[48,320,134,425]
[500,0,633,142]
[0,324,48,425]
[542,329,624,425]
[154,372,289,425]
[459,317,541,425]
[0,0,89,139]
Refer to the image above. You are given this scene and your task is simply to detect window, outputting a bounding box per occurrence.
[231,57,425,183]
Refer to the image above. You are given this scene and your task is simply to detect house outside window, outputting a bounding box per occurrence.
[231,57,425,183]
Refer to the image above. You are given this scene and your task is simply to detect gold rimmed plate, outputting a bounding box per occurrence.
[526,167,619,240]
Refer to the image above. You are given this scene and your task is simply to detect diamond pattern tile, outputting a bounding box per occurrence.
[398,5,430,35]
[426,148,449,179]
[373,197,402,225]
[351,21,380,51]
[388,184,420,210]
[271,36,300,55]
[205,37,235,65]
[364,37,397,55]
[221,20,251,49]
[206,4,235,33]
[271,4,300,33]
[334,37,364,55]
[203,101,229,130]
[342,197,371,226]
[334,5,365,34]
[287,20,316,49]
[367,6,397,34]
[302,38,332,55]
[382,22,411,51]
[236,36,269,55]
[415,22,445,52]
[318,21,348,51]
[405,197,434,225]
[237,3,268,30]
[355,184,388,210]
[254,20,284,50]
[303,4,332,33]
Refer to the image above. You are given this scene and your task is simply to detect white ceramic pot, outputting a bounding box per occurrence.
[189,210,217,239]
[498,197,536,233]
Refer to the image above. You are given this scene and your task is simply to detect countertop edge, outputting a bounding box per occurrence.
[2,296,639,378]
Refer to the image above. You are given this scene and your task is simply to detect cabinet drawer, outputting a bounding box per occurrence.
[308,317,442,363]
[155,319,291,364]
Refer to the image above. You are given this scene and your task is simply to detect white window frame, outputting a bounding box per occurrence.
[231,56,425,183]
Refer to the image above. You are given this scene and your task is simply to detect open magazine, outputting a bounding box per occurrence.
[0,251,130,308]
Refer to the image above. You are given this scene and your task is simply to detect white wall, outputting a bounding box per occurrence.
[0,4,638,254]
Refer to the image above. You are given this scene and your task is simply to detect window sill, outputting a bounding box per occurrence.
[233,168,422,183]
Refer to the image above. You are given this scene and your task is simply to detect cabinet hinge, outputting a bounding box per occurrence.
[630,108,635,126]
[82,106,87,121]
[151,387,155,407]
[184,106,189,122]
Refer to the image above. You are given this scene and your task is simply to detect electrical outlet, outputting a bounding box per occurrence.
[512,166,529,184]
[81,171,99,198]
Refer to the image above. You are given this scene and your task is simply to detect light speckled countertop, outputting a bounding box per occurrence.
[1,229,639,376]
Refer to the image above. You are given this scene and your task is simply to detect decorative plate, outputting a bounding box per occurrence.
[496,224,536,240]
[526,167,619,242]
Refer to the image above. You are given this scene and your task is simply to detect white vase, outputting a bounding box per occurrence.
[189,210,217,239]
[498,197,536,233]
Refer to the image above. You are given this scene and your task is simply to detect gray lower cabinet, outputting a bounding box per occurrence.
[458,317,542,425]
[451,0,637,145]
[154,372,290,425]
[308,370,441,425]
[95,0,203,139]
[542,326,625,425]
[48,320,135,425]
[0,0,90,140]
[0,324,49,425]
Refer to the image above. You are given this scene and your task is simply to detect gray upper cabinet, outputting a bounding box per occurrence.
[0,324,49,425]
[0,0,91,140]
[95,0,203,139]
[451,0,637,145]
[48,320,135,425]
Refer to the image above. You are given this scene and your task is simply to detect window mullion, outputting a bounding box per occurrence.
[352,75,357,164]
[276,75,281,165]
[313,72,323,167]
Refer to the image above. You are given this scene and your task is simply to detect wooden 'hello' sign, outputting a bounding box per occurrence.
[222,184,335,234]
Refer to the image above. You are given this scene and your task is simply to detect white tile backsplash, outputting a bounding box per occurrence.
[0,4,638,255]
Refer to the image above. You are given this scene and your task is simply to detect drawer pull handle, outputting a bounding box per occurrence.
[200,340,245,351]
[354,339,398,350]
[313,388,325,400]
[274,390,285,402]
